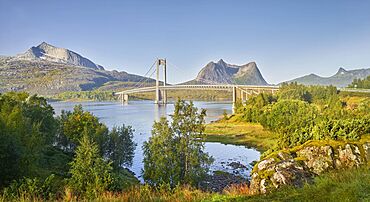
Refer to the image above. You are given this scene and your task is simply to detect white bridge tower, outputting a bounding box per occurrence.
[155,58,167,104]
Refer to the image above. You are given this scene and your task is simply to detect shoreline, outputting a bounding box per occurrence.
[204,116,277,153]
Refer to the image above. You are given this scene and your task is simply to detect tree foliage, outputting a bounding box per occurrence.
[236,83,370,149]
[348,75,370,89]
[105,125,136,169]
[68,133,112,199]
[0,92,138,199]
[0,92,57,186]
[56,105,109,155]
[143,100,213,187]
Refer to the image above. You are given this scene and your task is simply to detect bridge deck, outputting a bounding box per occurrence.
[115,84,280,95]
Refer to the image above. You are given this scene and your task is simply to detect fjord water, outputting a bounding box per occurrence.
[50,101,260,179]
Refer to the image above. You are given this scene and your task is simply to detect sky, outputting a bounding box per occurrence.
[1,0,370,84]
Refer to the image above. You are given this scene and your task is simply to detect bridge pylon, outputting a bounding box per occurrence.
[155,58,167,104]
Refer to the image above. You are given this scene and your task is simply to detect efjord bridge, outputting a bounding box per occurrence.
[114,59,279,109]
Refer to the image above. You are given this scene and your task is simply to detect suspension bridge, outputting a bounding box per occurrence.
[114,59,279,107]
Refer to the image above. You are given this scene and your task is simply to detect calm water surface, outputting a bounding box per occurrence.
[50,100,260,179]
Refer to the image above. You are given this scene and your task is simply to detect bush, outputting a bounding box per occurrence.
[234,83,369,149]
[2,175,57,201]
[312,118,369,141]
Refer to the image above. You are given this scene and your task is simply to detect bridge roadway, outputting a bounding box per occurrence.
[115,84,280,106]
[115,85,369,102]
[115,84,279,95]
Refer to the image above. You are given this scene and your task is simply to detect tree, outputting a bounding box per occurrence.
[56,105,109,155]
[0,92,57,186]
[278,82,312,103]
[105,125,136,170]
[348,75,370,89]
[68,133,112,199]
[143,100,213,187]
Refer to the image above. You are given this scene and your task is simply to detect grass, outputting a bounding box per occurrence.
[204,115,277,152]
[4,167,365,201]
[93,166,370,201]
[235,166,370,202]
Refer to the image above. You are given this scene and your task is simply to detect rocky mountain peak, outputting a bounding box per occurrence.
[193,59,268,85]
[37,41,53,48]
[16,42,105,70]
[336,67,348,75]
[217,59,227,66]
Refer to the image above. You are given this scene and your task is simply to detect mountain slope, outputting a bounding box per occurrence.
[284,67,370,87]
[0,42,154,95]
[185,59,268,85]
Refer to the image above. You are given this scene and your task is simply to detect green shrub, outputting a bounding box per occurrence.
[2,175,57,201]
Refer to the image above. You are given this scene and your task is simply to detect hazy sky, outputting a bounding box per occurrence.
[1,0,370,84]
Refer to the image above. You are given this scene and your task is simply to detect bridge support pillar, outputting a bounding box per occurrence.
[232,86,236,114]
[163,59,167,104]
[119,94,129,104]
[155,58,167,104]
[123,94,129,102]
[241,91,245,103]
[155,59,160,104]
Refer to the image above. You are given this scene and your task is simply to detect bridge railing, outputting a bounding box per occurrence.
[115,84,279,95]
[339,88,370,93]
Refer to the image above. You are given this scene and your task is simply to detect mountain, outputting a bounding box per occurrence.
[284,67,370,87]
[16,42,104,70]
[0,42,154,95]
[185,59,269,85]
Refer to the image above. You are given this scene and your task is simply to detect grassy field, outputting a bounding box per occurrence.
[31,166,365,202]
[121,167,370,202]
[204,116,277,152]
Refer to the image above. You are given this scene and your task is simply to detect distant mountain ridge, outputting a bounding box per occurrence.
[284,67,370,87]
[185,59,269,85]
[16,42,105,70]
[0,42,154,95]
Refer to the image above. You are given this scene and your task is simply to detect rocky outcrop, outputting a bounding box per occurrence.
[250,141,370,194]
[185,59,269,85]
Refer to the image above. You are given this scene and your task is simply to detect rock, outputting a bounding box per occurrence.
[257,158,275,171]
[249,142,369,194]
[260,179,268,194]
[251,159,313,193]
[227,161,247,169]
[277,151,293,161]
[187,59,269,85]
[199,171,247,193]
[249,173,261,194]
[336,144,362,168]
[363,143,370,162]
[297,145,334,174]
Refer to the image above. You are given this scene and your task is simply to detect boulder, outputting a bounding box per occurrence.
[363,142,370,162]
[250,141,369,194]
[335,144,362,168]
[251,158,313,194]
[297,145,334,174]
